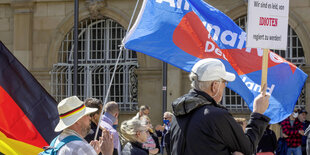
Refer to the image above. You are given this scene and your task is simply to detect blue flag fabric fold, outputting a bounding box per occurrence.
[123,0,308,123]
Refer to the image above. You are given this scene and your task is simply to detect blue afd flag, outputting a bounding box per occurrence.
[123,0,308,124]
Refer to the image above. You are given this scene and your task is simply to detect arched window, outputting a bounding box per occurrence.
[222,15,306,112]
[50,18,138,111]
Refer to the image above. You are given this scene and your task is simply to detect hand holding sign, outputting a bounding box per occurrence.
[247,0,289,50]
[253,84,270,114]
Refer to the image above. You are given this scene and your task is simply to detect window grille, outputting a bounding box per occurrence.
[51,18,138,111]
[222,16,306,112]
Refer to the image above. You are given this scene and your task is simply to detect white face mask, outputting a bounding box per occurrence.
[292,112,298,118]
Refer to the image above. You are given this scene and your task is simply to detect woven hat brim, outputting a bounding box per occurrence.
[54,107,97,132]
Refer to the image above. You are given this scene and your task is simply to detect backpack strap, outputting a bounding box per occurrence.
[53,135,83,152]
[42,135,83,154]
[49,135,59,148]
[42,135,60,151]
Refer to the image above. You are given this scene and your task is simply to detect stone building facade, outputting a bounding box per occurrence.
[1,0,309,133]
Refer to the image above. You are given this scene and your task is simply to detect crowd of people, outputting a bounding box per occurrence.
[40,58,309,155]
[39,94,173,155]
[232,108,310,155]
[276,108,310,155]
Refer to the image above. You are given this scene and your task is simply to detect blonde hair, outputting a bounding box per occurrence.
[234,117,247,126]
[139,105,150,112]
[164,111,173,117]
[140,115,151,125]
[120,119,147,142]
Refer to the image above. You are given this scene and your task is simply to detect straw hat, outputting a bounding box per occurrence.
[55,96,98,132]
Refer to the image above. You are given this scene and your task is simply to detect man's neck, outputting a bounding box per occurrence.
[67,126,84,138]
[193,89,217,105]
[104,112,116,124]
[64,127,84,138]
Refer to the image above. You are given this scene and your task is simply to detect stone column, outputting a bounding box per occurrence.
[167,65,182,112]
[301,65,310,119]
[11,0,33,69]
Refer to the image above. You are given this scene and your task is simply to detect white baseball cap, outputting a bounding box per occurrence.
[191,58,236,82]
[55,96,98,132]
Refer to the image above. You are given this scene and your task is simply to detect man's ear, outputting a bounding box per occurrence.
[211,81,217,92]
[93,113,98,120]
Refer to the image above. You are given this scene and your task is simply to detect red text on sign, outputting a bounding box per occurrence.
[259,17,278,27]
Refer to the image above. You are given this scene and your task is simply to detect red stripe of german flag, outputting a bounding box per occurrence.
[0,41,59,154]
[0,86,47,147]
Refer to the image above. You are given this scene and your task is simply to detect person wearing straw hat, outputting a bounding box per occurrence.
[52,96,113,155]
[170,58,271,155]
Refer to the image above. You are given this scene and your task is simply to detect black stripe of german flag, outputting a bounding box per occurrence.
[0,41,59,152]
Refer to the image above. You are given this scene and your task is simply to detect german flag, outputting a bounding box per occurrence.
[0,41,59,154]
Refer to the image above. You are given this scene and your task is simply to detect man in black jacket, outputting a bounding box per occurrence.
[170,58,270,155]
[156,111,174,155]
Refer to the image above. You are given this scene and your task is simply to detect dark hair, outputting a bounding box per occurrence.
[299,108,308,114]
[85,98,103,117]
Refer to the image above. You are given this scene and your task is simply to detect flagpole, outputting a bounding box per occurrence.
[94,45,124,141]
[162,62,167,155]
[73,0,79,95]
[261,49,269,91]
[94,0,141,141]
[162,62,167,114]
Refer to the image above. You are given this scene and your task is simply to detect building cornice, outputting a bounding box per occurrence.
[135,68,161,76]
[10,0,34,14]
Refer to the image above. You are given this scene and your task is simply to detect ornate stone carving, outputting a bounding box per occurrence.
[86,0,105,19]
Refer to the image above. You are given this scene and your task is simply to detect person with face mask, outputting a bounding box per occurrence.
[280,109,304,155]
[170,58,271,155]
[155,111,173,155]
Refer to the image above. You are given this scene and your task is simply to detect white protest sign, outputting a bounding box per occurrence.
[246,0,289,50]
